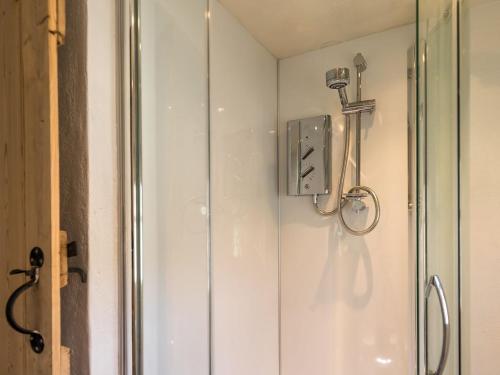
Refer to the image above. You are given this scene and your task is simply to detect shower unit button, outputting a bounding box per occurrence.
[287,115,332,196]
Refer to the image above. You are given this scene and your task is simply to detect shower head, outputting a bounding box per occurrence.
[326,67,350,89]
[326,67,350,107]
[353,53,367,72]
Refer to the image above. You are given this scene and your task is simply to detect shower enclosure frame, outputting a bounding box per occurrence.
[129,0,144,373]
[120,0,469,375]
[416,0,463,374]
[122,0,213,374]
[119,0,146,373]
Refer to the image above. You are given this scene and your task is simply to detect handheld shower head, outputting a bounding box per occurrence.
[326,67,350,89]
[326,67,350,107]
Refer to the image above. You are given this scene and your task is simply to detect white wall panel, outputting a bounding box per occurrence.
[279,24,414,375]
[210,2,279,374]
[141,0,210,373]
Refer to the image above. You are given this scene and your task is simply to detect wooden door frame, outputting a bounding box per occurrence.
[0,0,67,373]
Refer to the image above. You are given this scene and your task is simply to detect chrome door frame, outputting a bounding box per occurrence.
[416,1,462,374]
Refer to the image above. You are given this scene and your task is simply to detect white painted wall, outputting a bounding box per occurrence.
[87,0,120,373]
[461,2,500,374]
[279,25,414,375]
[209,2,279,375]
[140,0,211,374]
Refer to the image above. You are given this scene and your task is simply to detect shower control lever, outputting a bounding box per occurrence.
[301,166,315,179]
[302,147,314,160]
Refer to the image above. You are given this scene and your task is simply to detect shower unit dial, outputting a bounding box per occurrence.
[287,115,332,196]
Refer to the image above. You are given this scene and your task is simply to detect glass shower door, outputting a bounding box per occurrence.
[135,0,211,374]
[417,1,460,374]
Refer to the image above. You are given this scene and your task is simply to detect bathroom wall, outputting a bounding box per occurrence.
[279,24,414,375]
[140,0,279,373]
[209,2,279,375]
[140,0,211,374]
[87,0,121,373]
[461,1,500,374]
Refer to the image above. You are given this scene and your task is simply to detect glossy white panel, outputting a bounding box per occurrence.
[209,2,279,375]
[141,0,210,374]
[279,25,414,375]
[461,2,500,374]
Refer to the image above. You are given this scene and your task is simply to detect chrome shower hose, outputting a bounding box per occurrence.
[312,115,380,236]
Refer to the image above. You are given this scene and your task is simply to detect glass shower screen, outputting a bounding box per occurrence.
[417,0,460,374]
[137,0,211,374]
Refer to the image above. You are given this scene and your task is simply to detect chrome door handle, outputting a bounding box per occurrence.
[5,247,45,353]
[425,275,450,375]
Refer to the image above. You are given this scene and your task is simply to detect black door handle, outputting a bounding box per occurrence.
[5,247,45,354]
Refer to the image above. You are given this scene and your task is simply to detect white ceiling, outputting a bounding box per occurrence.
[218,0,416,59]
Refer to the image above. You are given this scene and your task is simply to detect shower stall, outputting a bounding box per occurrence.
[121,0,500,374]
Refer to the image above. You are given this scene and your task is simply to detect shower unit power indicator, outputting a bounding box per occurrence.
[287,115,332,196]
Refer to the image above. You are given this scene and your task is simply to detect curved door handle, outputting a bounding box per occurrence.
[5,247,45,353]
[425,274,450,375]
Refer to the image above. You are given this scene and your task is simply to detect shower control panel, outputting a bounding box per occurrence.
[287,115,331,196]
